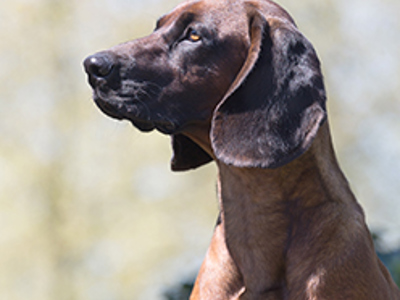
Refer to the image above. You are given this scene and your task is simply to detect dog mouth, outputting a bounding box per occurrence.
[93,93,177,134]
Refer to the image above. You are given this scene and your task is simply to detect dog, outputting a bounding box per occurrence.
[83,0,400,298]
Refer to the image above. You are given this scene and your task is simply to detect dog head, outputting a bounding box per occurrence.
[84,0,326,171]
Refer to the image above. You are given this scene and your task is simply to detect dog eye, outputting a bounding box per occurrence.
[187,29,201,42]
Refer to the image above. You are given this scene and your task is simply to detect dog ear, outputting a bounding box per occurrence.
[170,134,213,171]
[211,13,327,169]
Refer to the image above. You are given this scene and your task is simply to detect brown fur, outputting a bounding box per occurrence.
[188,123,399,299]
[84,0,400,298]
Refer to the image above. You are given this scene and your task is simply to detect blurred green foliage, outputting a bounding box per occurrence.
[163,280,195,300]
[379,251,400,287]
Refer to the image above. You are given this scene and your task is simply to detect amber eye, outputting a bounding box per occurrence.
[187,29,201,42]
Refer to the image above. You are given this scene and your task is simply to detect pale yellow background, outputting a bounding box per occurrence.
[0,0,399,299]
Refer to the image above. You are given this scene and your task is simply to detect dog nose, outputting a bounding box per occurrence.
[84,52,115,79]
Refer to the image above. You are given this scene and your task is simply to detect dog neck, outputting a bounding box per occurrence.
[185,122,356,208]
[186,122,363,293]
[215,122,363,292]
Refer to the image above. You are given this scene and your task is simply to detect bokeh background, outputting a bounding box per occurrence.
[1,0,399,299]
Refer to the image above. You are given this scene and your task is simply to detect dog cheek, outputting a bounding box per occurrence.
[185,65,212,84]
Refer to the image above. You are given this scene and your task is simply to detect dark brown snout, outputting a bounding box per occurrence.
[84,52,117,88]
[82,2,249,139]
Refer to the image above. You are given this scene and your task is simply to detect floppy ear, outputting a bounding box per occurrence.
[170,134,213,171]
[211,13,327,169]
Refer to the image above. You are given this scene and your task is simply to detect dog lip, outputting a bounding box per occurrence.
[155,121,179,134]
[94,96,155,131]
[93,94,177,133]
[129,119,156,132]
[93,96,124,120]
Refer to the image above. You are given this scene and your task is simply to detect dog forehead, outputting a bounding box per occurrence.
[157,0,248,30]
[157,0,295,33]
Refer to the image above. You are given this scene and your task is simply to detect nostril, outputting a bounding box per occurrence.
[84,53,115,78]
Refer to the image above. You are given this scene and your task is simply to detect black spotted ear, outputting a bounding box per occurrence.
[211,12,327,169]
[170,134,213,171]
